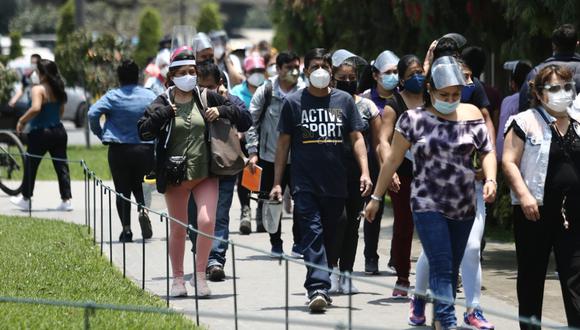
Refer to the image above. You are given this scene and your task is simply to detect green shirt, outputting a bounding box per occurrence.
[167,100,209,181]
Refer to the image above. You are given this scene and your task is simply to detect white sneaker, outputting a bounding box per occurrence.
[340,275,359,294]
[55,199,73,211]
[10,196,31,211]
[170,277,187,297]
[329,267,340,293]
[190,272,211,297]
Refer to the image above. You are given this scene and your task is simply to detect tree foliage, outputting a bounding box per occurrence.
[0,65,18,104]
[0,0,19,34]
[56,0,76,45]
[197,1,224,33]
[134,6,162,68]
[8,31,23,60]
[9,1,60,34]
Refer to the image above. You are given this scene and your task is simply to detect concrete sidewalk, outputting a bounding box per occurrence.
[0,180,568,329]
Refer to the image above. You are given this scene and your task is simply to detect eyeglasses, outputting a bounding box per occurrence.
[541,82,575,93]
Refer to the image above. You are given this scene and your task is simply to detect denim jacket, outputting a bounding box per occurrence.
[504,106,580,205]
[89,85,157,144]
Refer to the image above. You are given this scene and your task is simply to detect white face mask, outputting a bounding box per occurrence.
[214,45,225,60]
[160,66,169,79]
[309,67,331,89]
[172,74,197,92]
[30,71,40,85]
[267,64,277,77]
[247,72,266,87]
[545,90,574,113]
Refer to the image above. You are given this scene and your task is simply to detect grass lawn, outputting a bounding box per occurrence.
[0,215,196,329]
[35,145,111,181]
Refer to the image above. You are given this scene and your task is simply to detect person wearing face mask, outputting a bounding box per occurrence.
[328,50,380,294]
[270,48,372,312]
[230,55,267,108]
[245,51,304,253]
[11,59,73,212]
[88,60,157,242]
[194,32,244,88]
[8,54,42,115]
[187,62,251,281]
[503,65,580,330]
[144,49,170,96]
[365,56,497,330]
[137,46,241,298]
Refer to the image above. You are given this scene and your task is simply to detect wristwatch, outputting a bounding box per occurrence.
[485,179,497,186]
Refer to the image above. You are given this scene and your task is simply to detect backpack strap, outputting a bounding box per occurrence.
[199,87,208,110]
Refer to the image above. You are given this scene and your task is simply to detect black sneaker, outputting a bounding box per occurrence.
[239,205,251,235]
[119,230,133,243]
[308,290,331,312]
[365,258,379,275]
[271,244,284,258]
[139,211,153,239]
[206,265,226,282]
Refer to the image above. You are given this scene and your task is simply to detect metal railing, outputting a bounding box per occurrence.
[1,151,577,330]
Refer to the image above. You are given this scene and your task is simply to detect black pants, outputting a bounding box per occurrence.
[513,201,580,330]
[258,159,300,248]
[237,138,251,209]
[363,158,385,261]
[334,165,364,272]
[108,144,154,228]
[22,124,71,199]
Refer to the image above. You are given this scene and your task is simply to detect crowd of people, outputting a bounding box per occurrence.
[6,22,580,330]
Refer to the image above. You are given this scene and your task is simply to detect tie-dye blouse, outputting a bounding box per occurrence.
[395,108,493,220]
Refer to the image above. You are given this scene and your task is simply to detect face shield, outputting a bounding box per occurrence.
[430,56,466,89]
[331,49,368,68]
[372,50,399,73]
[170,25,196,55]
[192,32,213,54]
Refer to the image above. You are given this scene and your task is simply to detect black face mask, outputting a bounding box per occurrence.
[336,80,358,95]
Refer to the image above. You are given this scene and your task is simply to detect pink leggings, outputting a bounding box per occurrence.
[165,178,218,278]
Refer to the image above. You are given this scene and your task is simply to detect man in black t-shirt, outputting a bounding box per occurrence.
[270,48,372,312]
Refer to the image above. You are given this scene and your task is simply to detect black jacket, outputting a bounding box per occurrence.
[137,87,240,193]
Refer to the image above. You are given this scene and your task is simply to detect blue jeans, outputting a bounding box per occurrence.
[188,175,236,268]
[294,192,345,295]
[413,212,474,329]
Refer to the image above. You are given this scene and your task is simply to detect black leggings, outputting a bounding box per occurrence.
[22,124,71,199]
[108,144,154,227]
[513,201,580,330]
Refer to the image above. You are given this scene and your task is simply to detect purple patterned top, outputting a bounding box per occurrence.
[395,108,493,220]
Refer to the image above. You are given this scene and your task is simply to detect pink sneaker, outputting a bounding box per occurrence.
[408,295,426,326]
[464,309,495,329]
[392,280,410,299]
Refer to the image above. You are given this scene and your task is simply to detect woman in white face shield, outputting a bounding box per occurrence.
[503,64,580,329]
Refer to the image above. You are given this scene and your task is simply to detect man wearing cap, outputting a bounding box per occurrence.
[245,51,305,253]
[270,48,372,312]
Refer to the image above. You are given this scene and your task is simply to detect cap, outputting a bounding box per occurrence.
[169,46,196,68]
[243,55,265,72]
[372,50,399,73]
[193,32,213,53]
[430,56,466,89]
[331,49,367,68]
[440,33,467,49]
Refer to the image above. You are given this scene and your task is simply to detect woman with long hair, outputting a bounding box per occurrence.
[11,59,72,211]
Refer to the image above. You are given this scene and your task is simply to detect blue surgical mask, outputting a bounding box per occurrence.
[461,83,476,102]
[380,73,399,90]
[403,73,425,94]
[433,97,460,114]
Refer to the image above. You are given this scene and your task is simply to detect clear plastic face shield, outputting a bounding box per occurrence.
[331,49,368,69]
[373,50,399,73]
[170,25,196,55]
[430,56,466,89]
[193,32,214,62]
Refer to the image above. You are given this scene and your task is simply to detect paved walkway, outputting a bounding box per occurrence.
[0,181,568,329]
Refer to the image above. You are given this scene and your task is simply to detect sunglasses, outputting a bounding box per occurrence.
[541,82,575,93]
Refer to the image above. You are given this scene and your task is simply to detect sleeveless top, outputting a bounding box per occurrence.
[29,102,61,130]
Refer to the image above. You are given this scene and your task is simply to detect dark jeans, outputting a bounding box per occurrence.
[108,143,154,227]
[258,160,300,249]
[513,202,580,330]
[335,167,363,272]
[413,211,474,329]
[22,124,71,200]
[294,192,345,295]
[363,160,385,261]
[188,175,236,265]
[388,174,414,281]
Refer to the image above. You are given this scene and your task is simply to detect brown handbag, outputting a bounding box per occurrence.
[199,88,246,176]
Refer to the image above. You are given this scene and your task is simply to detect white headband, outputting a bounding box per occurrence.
[169,59,196,68]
